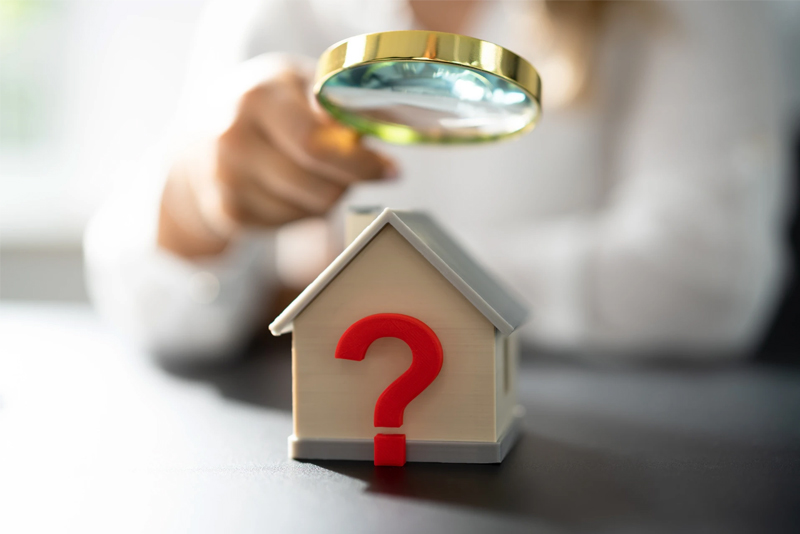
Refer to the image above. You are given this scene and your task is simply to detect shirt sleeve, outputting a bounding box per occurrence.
[84,152,277,362]
[84,0,283,361]
[470,2,791,358]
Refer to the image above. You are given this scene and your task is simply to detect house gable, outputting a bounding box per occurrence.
[292,225,498,442]
[270,209,528,337]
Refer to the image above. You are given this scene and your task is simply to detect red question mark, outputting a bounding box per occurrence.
[335,313,443,466]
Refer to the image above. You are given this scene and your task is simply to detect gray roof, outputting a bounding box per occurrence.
[269,208,529,336]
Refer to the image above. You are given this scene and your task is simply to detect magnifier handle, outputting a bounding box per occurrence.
[311,123,364,153]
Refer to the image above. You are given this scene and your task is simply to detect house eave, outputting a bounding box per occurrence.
[268,208,527,337]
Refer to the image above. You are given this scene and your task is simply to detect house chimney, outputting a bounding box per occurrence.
[345,206,383,246]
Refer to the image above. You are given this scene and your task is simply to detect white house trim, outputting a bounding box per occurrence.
[269,208,528,336]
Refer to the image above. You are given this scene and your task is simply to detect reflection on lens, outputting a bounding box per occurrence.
[317,60,539,143]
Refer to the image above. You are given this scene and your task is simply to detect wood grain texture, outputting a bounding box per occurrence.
[293,226,497,442]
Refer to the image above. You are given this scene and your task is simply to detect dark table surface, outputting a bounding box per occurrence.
[1,303,799,533]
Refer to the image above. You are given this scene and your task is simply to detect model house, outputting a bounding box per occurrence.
[269,208,528,465]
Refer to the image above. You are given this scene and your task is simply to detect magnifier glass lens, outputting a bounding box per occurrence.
[318,60,539,142]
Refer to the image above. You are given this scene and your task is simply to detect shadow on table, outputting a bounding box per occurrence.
[304,356,800,530]
[157,334,294,411]
[307,431,643,527]
[156,339,640,525]
[156,338,800,531]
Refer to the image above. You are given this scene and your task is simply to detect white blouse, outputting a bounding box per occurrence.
[84,0,791,361]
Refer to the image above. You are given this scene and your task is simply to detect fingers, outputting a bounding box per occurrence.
[241,73,394,186]
[215,123,346,227]
[245,141,346,215]
[190,61,400,235]
[217,179,308,228]
[219,122,347,214]
[306,124,398,184]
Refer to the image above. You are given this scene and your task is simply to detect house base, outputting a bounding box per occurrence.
[289,408,522,464]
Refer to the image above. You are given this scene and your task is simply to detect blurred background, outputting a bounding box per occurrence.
[0,0,206,300]
[1,0,799,354]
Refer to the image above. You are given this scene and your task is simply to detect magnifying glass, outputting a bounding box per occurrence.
[314,30,542,144]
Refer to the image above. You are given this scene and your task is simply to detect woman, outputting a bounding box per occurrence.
[85,0,790,360]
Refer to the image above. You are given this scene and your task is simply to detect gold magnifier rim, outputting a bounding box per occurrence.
[313,30,542,144]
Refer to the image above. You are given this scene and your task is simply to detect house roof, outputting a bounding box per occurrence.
[269,208,529,336]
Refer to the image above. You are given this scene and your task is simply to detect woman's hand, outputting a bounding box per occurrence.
[158,54,395,258]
